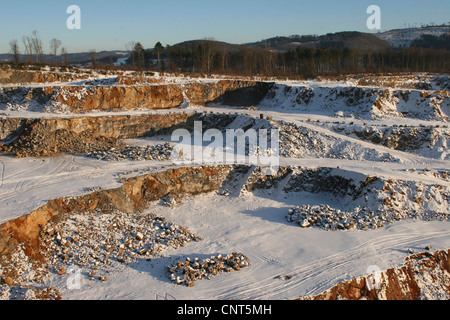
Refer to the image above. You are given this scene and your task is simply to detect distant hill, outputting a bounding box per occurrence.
[1,26,449,66]
[373,25,450,48]
[0,50,130,66]
[246,26,450,52]
[171,39,243,52]
[246,31,392,52]
[170,31,393,56]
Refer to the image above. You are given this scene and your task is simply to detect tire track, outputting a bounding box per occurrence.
[0,160,4,189]
[0,157,164,202]
[212,230,450,300]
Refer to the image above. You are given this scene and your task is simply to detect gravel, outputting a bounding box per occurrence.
[287,204,388,231]
[87,143,173,162]
[167,253,251,287]
[40,210,202,279]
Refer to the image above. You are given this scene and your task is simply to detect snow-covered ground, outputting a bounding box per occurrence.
[1,104,449,223]
[374,26,450,48]
[1,73,449,300]
[44,191,450,300]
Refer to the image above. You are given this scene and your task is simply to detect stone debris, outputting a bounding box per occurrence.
[282,166,450,231]
[287,205,388,231]
[87,143,173,162]
[335,124,450,160]
[408,169,450,182]
[1,123,118,158]
[287,194,450,231]
[0,244,61,300]
[40,210,202,278]
[161,193,184,207]
[167,253,250,287]
[277,121,397,162]
[0,284,61,300]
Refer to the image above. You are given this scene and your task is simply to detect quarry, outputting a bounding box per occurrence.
[0,66,449,300]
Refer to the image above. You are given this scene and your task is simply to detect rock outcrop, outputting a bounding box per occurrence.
[301,249,450,300]
[0,78,273,113]
[0,69,88,85]
[0,165,231,269]
[0,113,191,157]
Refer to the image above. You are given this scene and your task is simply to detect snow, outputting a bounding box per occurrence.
[44,191,450,300]
[0,154,168,223]
[257,82,450,121]
[374,26,450,48]
[113,57,129,67]
[1,72,449,300]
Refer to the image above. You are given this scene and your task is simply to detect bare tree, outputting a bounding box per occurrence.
[49,38,62,63]
[61,47,69,66]
[9,39,20,64]
[199,38,217,74]
[31,30,44,64]
[125,41,137,67]
[219,46,229,73]
[22,35,33,64]
[89,49,97,69]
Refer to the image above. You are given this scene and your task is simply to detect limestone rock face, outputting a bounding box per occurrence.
[0,76,272,113]
[186,80,273,107]
[0,113,191,157]
[0,69,87,85]
[56,85,185,111]
[301,249,450,300]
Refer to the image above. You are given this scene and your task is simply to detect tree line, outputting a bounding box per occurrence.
[128,40,450,77]
[8,33,450,77]
[9,31,69,66]
[411,34,450,50]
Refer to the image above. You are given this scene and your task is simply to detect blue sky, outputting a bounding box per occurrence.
[0,0,449,53]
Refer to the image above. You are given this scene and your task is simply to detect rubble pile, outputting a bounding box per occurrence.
[0,245,61,300]
[167,253,250,287]
[283,167,450,231]
[335,124,450,160]
[87,143,173,162]
[287,205,388,231]
[0,283,61,300]
[277,121,396,162]
[40,210,202,278]
[1,124,118,158]
[409,169,450,182]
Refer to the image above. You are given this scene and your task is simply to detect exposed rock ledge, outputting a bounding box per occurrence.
[0,80,273,112]
[0,165,231,272]
[300,249,450,300]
